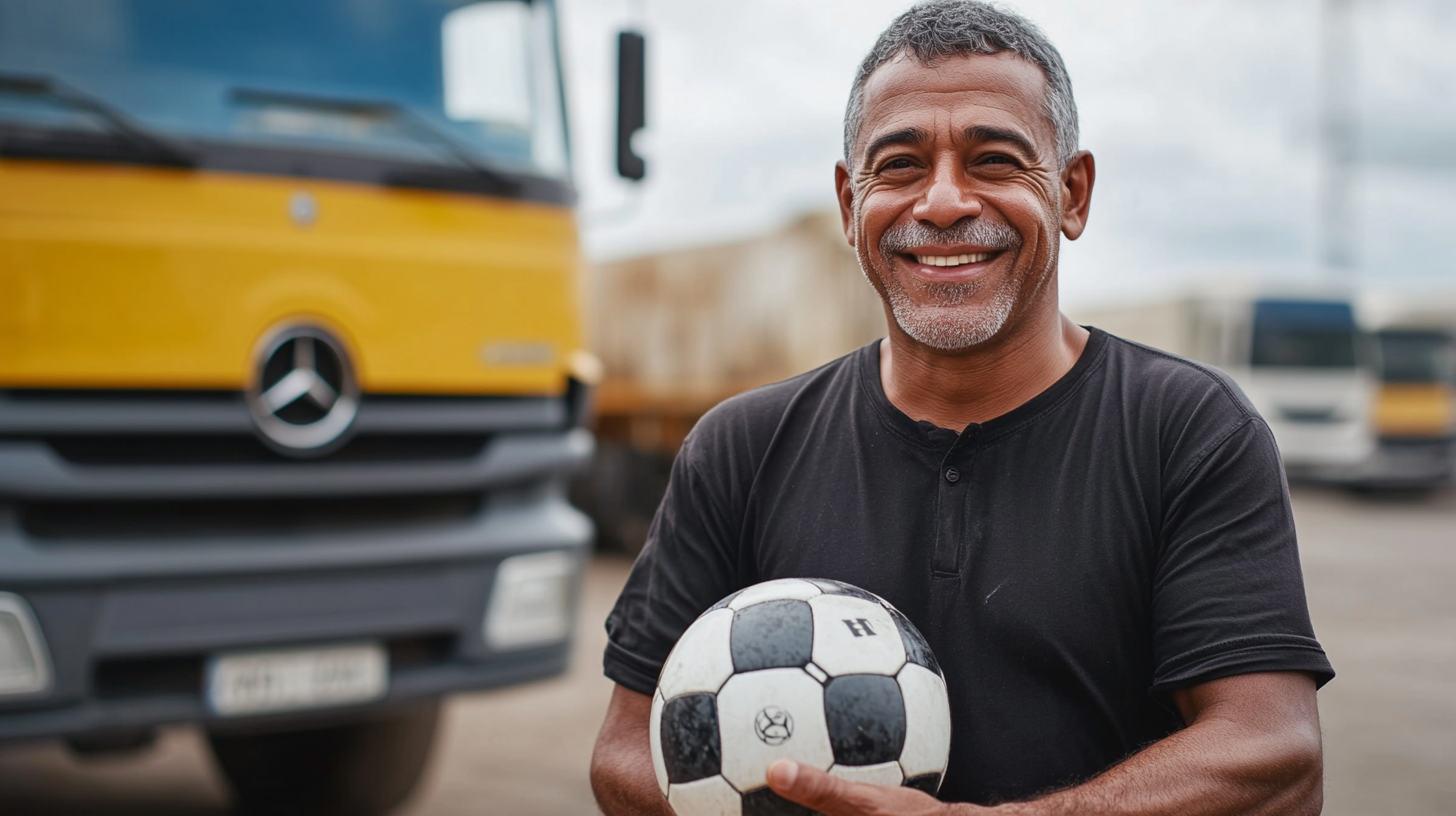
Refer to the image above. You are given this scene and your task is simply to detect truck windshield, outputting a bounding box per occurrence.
[0,0,568,181]
[1377,331,1455,385]
[1250,300,1360,369]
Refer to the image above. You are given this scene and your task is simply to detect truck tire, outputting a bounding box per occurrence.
[208,699,440,816]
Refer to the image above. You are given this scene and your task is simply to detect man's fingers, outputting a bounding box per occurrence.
[767,760,857,814]
[766,760,950,816]
[767,758,800,790]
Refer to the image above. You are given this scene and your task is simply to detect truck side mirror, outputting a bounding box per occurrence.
[616,31,646,181]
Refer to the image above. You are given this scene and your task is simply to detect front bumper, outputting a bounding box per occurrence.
[1288,436,1454,488]
[0,480,592,743]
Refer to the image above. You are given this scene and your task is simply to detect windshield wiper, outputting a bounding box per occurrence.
[229,87,515,190]
[0,73,195,167]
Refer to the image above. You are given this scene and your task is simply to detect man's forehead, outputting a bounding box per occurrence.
[856,51,1053,151]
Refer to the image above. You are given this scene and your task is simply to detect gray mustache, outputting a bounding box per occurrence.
[879,218,1022,256]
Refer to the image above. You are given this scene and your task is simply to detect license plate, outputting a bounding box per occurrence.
[206,642,388,717]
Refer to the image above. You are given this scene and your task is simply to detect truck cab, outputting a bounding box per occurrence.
[0,1,619,811]
[1361,327,1456,488]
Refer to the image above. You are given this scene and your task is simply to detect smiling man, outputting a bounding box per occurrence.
[590,3,1333,814]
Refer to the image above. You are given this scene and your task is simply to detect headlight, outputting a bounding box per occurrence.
[0,593,52,696]
[483,551,577,650]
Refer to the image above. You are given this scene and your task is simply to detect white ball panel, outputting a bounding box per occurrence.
[716,668,834,793]
[727,578,822,610]
[808,594,906,677]
[897,663,952,778]
[650,690,668,796]
[659,607,736,697]
[829,761,904,788]
[667,775,743,816]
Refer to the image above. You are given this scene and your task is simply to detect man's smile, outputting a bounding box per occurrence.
[912,250,994,267]
[892,243,1009,283]
[877,219,1023,294]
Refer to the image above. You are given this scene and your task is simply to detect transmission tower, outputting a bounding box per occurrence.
[1319,0,1357,277]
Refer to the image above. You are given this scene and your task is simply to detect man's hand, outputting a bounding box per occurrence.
[767,760,977,816]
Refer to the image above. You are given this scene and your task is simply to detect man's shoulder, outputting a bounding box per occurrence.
[683,343,872,459]
[1095,329,1259,422]
[1085,329,1277,489]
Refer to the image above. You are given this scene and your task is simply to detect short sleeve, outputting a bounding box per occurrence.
[602,429,745,695]
[1151,417,1334,691]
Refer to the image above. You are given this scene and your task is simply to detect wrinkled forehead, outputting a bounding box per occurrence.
[854,51,1056,163]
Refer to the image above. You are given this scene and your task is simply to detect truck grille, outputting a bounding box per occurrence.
[44,433,490,465]
[19,494,484,540]
[0,388,582,542]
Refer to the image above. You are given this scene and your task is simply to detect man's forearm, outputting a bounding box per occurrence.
[988,715,1321,815]
[591,685,673,816]
[765,672,1323,816]
[591,744,671,816]
[987,674,1323,816]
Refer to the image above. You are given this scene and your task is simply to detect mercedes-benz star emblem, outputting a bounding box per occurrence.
[247,325,359,455]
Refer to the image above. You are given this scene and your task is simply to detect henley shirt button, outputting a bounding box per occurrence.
[945,467,960,484]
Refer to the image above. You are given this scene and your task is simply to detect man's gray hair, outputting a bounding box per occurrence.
[843,1,1080,169]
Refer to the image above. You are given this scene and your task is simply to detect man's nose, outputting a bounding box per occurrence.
[912,158,981,228]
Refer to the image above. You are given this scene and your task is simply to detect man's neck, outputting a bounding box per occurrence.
[879,310,1090,432]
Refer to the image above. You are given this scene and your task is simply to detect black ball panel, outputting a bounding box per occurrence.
[731,599,814,672]
[888,607,940,675]
[660,693,722,784]
[741,786,821,816]
[823,675,906,766]
[903,772,943,795]
[805,579,882,605]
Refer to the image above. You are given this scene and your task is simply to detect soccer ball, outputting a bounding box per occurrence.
[650,578,951,816]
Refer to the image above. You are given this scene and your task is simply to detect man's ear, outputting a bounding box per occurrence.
[834,161,856,249]
[1060,150,1095,240]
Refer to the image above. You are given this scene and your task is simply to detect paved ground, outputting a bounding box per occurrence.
[0,486,1451,814]
[1294,485,1456,815]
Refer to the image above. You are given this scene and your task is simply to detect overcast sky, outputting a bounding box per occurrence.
[556,0,1456,309]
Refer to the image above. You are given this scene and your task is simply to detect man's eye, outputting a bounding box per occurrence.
[882,158,915,171]
[980,155,1013,165]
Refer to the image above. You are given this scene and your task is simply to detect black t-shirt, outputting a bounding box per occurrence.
[604,328,1333,805]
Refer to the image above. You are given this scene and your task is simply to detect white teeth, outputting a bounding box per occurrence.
[914,252,991,266]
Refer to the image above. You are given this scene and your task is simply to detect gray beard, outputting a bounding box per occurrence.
[866,218,1024,351]
[884,278,1017,351]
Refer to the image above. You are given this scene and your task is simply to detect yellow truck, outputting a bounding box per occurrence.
[0,1,643,812]
[1363,327,1456,488]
